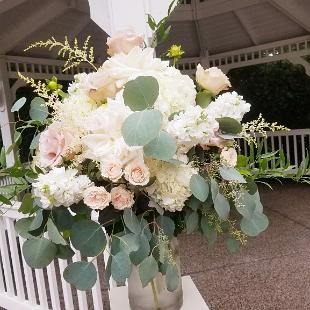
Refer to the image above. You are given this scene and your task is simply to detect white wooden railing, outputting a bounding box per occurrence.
[177,35,310,76]
[0,204,116,310]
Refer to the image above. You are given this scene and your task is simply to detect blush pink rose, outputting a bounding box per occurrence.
[220,147,238,167]
[107,28,144,56]
[101,161,123,182]
[83,186,111,210]
[111,186,134,210]
[124,162,150,186]
[38,122,73,167]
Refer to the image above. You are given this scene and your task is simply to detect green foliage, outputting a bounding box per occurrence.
[200,216,217,246]
[185,211,199,234]
[213,193,230,220]
[111,251,132,282]
[70,220,106,257]
[217,117,242,134]
[157,215,175,238]
[29,97,49,121]
[190,174,209,202]
[219,167,246,183]
[23,238,57,268]
[11,97,27,113]
[240,212,269,237]
[130,234,150,265]
[19,193,34,214]
[196,91,212,108]
[64,262,97,291]
[123,76,159,111]
[166,264,180,292]
[139,255,158,287]
[123,209,141,235]
[143,131,177,160]
[47,219,67,245]
[122,110,163,146]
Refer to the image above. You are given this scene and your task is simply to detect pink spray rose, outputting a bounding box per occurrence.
[101,161,123,182]
[220,147,238,167]
[124,161,150,186]
[83,186,111,210]
[111,186,134,210]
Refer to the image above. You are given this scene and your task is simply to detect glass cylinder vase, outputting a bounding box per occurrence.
[128,238,183,310]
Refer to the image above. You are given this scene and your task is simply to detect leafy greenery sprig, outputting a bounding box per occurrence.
[24,36,97,72]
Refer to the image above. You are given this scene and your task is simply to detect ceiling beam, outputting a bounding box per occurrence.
[192,0,207,57]
[197,0,266,19]
[0,0,68,53]
[234,10,260,45]
[268,0,310,32]
[0,0,27,14]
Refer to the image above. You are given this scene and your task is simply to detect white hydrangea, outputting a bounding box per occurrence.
[206,91,251,122]
[54,91,97,135]
[82,93,144,164]
[145,160,197,212]
[166,105,219,161]
[153,67,197,120]
[33,167,92,209]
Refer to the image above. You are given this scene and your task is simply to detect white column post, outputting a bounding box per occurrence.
[0,55,15,166]
[88,0,177,45]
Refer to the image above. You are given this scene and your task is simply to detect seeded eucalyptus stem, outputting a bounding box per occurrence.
[150,279,160,309]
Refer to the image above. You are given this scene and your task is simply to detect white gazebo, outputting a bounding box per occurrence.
[0,0,310,309]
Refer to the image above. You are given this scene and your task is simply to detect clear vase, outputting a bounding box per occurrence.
[128,238,183,310]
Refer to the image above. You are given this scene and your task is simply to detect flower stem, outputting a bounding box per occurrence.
[150,279,160,309]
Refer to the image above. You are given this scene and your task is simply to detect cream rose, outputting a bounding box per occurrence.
[85,71,119,102]
[38,122,73,168]
[107,28,144,56]
[101,161,123,182]
[83,186,111,210]
[111,186,135,210]
[124,162,150,186]
[220,147,238,167]
[200,136,228,150]
[196,64,231,96]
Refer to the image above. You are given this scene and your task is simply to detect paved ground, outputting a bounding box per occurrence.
[179,181,310,310]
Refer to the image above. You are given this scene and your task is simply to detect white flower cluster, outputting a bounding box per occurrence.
[166,105,219,161]
[33,167,92,209]
[206,91,251,122]
[146,160,197,212]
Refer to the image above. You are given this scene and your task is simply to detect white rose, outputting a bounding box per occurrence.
[196,64,231,96]
[111,186,135,210]
[107,28,144,56]
[83,186,111,210]
[101,161,123,182]
[220,147,238,167]
[124,162,150,186]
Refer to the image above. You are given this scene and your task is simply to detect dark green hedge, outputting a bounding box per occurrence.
[228,60,310,129]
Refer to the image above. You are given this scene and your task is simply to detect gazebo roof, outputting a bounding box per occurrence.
[1,0,309,62]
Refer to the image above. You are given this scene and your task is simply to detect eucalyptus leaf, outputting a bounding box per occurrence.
[157,215,175,238]
[226,238,240,253]
[130,234,150,265]
[210,178,219,201]
[219,167,247,183]
[15,217,35,239]
[186,196,201,211]
[139,255,158,287]
[47,218,67,245]
[11,97,27,112]
[70,220,106,257]
[29,97,48,121]
[123,76,159,111]
[30,134,41,150]
[143,131,177,160]
[122,109,163,146]
[166,264,180,292]
[64,261,97,291]
[217,117,242,134]
[190,174,209,202]
[23,238,57,268]
[214,193,230,220]
[111,251,132,282]
[56,244,75,259]
[119,233,140,254]
[123,209,141,234]
[200,216,217,246]
[196,91,212,108]
[240,212,269,237]
[29,209,44,231]
[186,211,199,234]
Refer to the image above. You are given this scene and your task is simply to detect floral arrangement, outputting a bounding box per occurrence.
[1,19,309,296]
